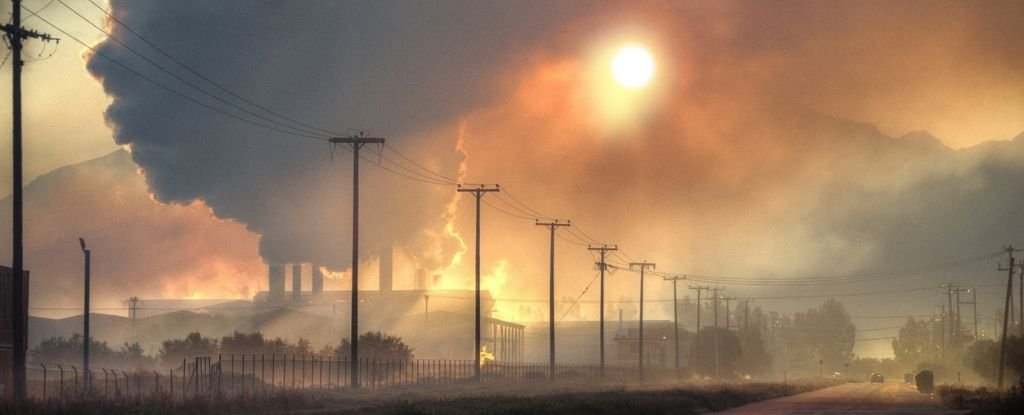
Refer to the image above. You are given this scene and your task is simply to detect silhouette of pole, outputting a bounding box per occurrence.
[689,285,708,373]
[329,133,384,389]
[537,220,570,381]
[588,244,617,378]
[79,238,90,394]
[3,2,57,398]
[629,261,655,383]
[457,185,500,381]
[664,276,686,374]
[998,246,1017,389]
[973,288,978,340]
[711,287,724,378]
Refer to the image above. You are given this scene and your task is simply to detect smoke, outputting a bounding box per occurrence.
[0,150,265,314]
[84,0,581,272]
[78,0,1024,342]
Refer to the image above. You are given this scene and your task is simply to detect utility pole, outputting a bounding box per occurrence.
[952,286,969,341]
[126,296,139,341]
[664,275,686,375]
[711,287,724,378]
[944,284,954,343]
[689,285,708,374]
[973,288,978,340]
[329,133,384,389]
[744,300,750,330]
[2,1,58,399]
[725,297,732,330]
[997,246,1018,389]
[588,244,617,377]
[457,185,499,380]
[712,288,723,328]
[79,238,90,395]
[1019,264,1024,336]
[536,219,571,381]
[629,261,656,383]
[959,289,978,340]
[939,304,947,362]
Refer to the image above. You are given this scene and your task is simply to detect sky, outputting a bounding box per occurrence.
[1,0,1023,358]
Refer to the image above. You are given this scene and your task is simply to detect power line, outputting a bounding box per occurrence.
[57,0,336,139]
[80,0,343,138]
[29,11,328,141]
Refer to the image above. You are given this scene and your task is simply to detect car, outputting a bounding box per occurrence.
[870,373,885,383]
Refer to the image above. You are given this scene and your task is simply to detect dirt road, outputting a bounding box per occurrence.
[713,381,965,414]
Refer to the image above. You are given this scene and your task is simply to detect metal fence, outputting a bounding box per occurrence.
[27,355,652,400]
[28,358,210,401]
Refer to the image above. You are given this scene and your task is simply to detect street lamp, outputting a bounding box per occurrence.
[79,237,90,394]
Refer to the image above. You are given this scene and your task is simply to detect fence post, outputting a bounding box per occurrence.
[40,364,47,400]
[57,365,64,400]
[71,366,78,396]
[169,368,174,399]
[154,371,160,396]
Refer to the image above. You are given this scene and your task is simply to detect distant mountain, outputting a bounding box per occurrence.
[0,149,263,315]
[28,305,345,358]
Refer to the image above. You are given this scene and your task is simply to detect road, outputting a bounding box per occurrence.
[713,381,967,414]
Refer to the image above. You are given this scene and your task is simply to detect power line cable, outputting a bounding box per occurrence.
[82,0,344,138]
[58,0,333,139]
[29,11,327,142]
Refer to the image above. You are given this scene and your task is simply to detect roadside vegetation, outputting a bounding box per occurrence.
[0,378,840,415]
[938,377,1024,415]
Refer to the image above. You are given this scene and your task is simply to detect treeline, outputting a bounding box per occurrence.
[29,331,413,370]
[890,314,1024,385]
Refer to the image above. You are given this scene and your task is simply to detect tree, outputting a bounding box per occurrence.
[119,342,157,368]
[159,332,218,365]
[220,331,267,355]
[790,299,855,372]
[29,334,116,366]
[689,327,742,377]
[737,325,771,375]
[333,332,414,360]
[29,335,155,369]
[892,317,941,366]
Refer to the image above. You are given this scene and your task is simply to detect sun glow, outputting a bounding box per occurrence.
[611,45,655,89]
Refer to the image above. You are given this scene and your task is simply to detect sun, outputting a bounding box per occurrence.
[611,45,655,89]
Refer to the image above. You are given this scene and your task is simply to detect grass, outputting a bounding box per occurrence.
[1,378,840,415]
[937,377,1024,415]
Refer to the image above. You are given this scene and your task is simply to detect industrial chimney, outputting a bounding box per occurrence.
[292,263,302,302]
[312,265,324,296]
[269,263,285,302]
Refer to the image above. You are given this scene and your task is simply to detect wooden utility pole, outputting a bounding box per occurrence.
[689,285,708,371]
[79,238,91,395]
[711,287,724,378]
[536,220,570,381]
[664,275,686,374]
[629,261,656,383]
[725,297,732,330]
[329,133,384,389]
[588,244,617,377]
[997,246,1018,389]
[2,1,58,398]
[457,184,500,380]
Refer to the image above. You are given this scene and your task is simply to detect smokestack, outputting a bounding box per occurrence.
[269,263,285,302]
[415,268,427,291]
[380,246,393,292]
[312,264,323,295]
[292,263,302,302]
